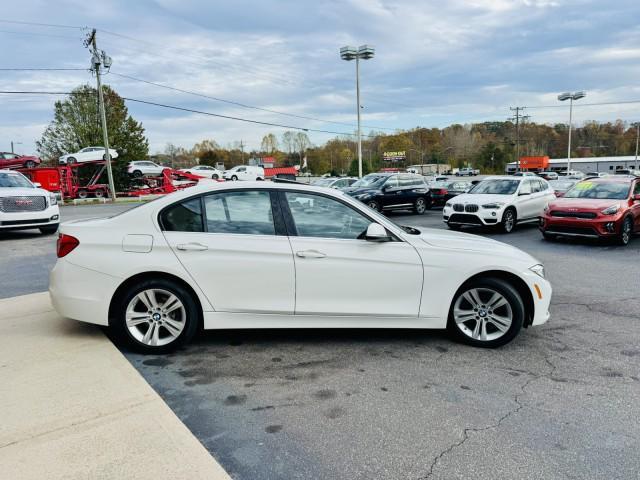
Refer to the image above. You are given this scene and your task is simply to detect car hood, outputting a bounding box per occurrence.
[416,227,538,264]
[548,198,625,211]
[0,187,49,197]
[449,193,513,205]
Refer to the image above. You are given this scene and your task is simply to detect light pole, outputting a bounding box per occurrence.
[557,91,586,174]
[340,45,375,178]
[10,141,22,153]
[632,122,640,163]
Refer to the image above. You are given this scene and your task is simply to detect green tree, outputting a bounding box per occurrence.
[37,84,148,190]
[348,158,371,176]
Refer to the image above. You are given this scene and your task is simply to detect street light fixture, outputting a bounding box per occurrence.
[557,91,586,173]
[340,44,375,178]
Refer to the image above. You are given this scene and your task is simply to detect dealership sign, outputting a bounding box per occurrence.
[383,151,406,162]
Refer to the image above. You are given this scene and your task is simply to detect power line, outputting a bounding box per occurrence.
[0,19,83,30]
[0,90,377,137]
[0,68,87,71]
[0,28,82,39]
[109,72,396,131]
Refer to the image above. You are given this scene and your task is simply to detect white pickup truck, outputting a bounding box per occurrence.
[456,167,479,176]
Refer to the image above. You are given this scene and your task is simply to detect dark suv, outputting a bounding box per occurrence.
[345,173,432,214]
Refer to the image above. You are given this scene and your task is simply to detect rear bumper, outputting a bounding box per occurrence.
[49,259,121,326]
[540,214,624,238]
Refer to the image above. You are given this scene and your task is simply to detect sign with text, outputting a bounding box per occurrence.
[383,151,406,162]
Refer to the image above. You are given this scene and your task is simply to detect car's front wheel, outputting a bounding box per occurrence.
[501,208,516,233]
[24,160,36,169]
[67,157,77,164]
[367,200,381,212]
[447,277,524,348]
[112,279,199,354]
[212,174,219,179]
[231,175,238,181]
[618,217,633,246]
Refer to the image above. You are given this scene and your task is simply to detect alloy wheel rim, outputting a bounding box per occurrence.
[416,198,425,212]
[622,220,631,244]
[125,289,186,347]
[453,287,513,341]
[368,201,378,210]
[504,212,514,231]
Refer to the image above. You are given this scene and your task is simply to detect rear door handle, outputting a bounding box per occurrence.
[176,242,208,251]
[296,249,326,258]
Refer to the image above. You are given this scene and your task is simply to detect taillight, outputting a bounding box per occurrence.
[433,188,448,195]
[57,234,80,258]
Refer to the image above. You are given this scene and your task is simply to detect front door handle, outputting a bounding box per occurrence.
[296,249,326,258]
[176,242,208,251]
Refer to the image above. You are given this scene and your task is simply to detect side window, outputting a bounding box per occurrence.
[530,180,542,193]
[204,191,274,235]
[237,167,246,172]
[284,192,372,240]
[398,175,412,187]
[384,176,399,189]
[519,181,532,195]
[160,197,204,232]
[412,176,424,186]
[633,182,640,195]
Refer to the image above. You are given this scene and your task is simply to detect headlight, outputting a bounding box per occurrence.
[601,204,619,215]
[482,202,504,209]
[49,193,58,206]
[529,264,545,279]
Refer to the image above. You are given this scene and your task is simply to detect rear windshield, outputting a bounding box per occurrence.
[563,181,630,200]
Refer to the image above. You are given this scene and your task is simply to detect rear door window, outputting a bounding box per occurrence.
[203,191,275,235]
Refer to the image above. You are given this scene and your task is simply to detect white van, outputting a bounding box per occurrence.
[223,165,265,181]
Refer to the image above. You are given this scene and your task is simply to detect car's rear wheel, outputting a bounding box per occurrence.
[77,189,88,199]
[94,188,105,199]
[413,197,428,214]
[448,277,524,348]
[112,279,199,354]
[24,160,36,169]
[618,217,633,246]
[39,225,59,235]
[501,208,516,233]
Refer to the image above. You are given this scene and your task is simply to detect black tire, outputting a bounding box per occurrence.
[367,200,381,212]
[94,189,105,199]
[542,231,556,241]
[24,160,36,169]
[447,277,525,348]
[132,170,143,178]
[111,278,199,354]
[212,174,219,180]
[256,177,264,181]
[413,197,428,214]
[231,175,238,181]
[67,157,76,164]
[39,224,59,235]
[77,189,88,199]
[501,208,516,233]
[618,217,633,246]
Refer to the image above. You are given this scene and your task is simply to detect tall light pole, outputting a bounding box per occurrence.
[632,122,640,163]
[558,91,586,174]
[340,45,375,178]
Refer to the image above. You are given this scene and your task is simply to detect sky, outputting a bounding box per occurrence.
[1,0,640,156]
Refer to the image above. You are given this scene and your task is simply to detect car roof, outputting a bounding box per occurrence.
[581,176,635,183]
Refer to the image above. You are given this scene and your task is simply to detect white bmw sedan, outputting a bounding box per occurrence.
[50,182,551,353]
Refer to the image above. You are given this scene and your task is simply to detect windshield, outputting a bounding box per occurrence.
[469,179,519,195]
[0,172,34,188]
[312,178,334,187]
[563,181,630,199]
[549,180,577,191]
[351,175,386,188]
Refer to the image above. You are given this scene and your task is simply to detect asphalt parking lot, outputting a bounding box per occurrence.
[2,202,639,479]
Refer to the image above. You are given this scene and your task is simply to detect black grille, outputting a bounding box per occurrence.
[0,196,47,212]
[550,210,597,219]
[546,225,598,236]
[453,204,464,212]
[448,214,483,225]
[0,218,50,226]
[465,204,479,213]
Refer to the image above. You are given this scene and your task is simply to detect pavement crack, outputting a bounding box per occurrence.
[419,357,556,479]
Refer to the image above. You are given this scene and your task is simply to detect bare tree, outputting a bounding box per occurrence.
[282,131,295,154]
[293,132,311,164]
[261,133,279,154]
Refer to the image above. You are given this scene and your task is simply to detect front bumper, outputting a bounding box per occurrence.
[0,205,60,230]
[442,205,502,226]
[540,213,624,238]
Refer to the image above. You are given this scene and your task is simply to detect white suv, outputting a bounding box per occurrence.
[443,176,555,233]
[223,165,265,181]
[179,165,223,179]
[0,170,60,234]
[127,161,166,177]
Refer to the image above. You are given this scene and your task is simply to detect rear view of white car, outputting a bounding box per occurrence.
[59,147,118,164]
[0,170,59,234]
[443,176,555,233]
[223,165,265,181]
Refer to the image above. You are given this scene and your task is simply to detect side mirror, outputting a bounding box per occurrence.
[33,182,42,188]
[365,223,391,242]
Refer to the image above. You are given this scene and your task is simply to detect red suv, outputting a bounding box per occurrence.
[0,152,41,169]
[540,176,640,245]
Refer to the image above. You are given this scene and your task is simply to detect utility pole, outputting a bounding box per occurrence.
[633,122,640,163]
[85,29,116,201]
[509,107,529,173]
[10,141,22,153]
[239,140,245,164]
